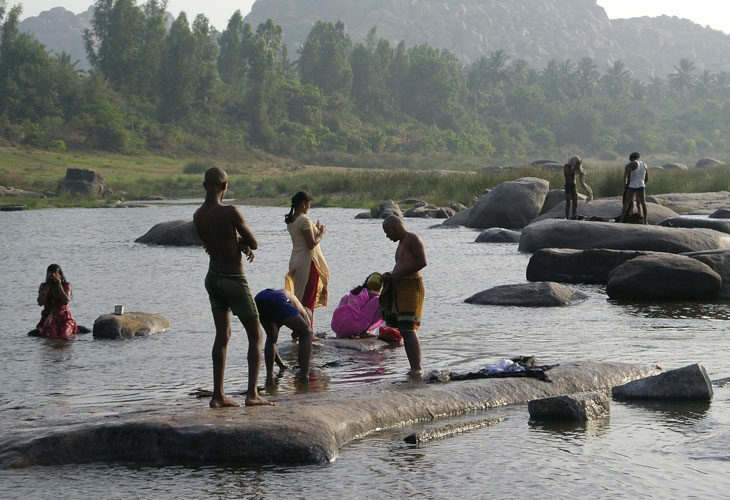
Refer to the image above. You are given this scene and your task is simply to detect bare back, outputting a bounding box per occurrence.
[564,164,577,185]
[194,203,252,274]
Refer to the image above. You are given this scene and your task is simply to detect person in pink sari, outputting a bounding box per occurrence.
[331,273,383,338]
[36,264,78,340]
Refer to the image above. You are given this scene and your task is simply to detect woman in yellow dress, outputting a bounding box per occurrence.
[284,191,329,329]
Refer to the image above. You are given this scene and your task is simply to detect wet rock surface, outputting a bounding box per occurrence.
[0,361,656,468]
[475,228,521,243]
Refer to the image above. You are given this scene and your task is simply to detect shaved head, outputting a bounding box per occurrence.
[204,166,227,186]
[382,215,404,230]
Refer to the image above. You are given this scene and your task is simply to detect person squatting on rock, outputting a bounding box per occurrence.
[284,191,329,331]
[621,152,649,224]
[254,288,314,384]
[330,272,384,339]
[194,166,273,408]
[381,216,427,376]
[563,155,593,219]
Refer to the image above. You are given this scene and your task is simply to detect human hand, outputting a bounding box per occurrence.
[241,245,255,263]
[316,220,326,236]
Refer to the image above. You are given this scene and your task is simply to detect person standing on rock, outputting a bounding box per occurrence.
[621,152,649,224]
[381,216,427,376]
[563,155,593,219]
[194,167,273,408]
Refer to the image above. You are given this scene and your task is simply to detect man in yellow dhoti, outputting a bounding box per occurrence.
[382,215,427,376]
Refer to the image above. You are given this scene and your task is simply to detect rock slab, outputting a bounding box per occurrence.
[526,248,655,285]
[519,219,730,254]
[475,228,521,243]
[93,312,170,339]
[528,391,610,422]
[612,364,713,401]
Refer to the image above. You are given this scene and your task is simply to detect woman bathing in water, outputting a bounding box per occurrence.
[35,264,80,340]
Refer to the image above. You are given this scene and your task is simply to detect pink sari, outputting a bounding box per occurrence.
[331,288,383,338]
[37,282,78,340]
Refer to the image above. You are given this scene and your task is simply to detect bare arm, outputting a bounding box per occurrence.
[391,234,427,279]
[232,207,257,250]
[283,289,313,326]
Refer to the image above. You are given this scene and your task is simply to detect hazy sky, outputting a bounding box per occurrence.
[14,0,730,34]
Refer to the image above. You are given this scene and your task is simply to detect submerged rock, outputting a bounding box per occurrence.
[528,391,610,422]
[93,312,170,339]
[475,228,521,243]
[465,282,587,307]
[612,364,713,401]
[135,220,202,246]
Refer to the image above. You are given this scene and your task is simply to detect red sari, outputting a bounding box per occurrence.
[37,282,78,340]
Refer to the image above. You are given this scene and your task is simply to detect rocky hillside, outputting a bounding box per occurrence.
[19,6,93,70]
[245,0,730,78]
[18,1,730,79]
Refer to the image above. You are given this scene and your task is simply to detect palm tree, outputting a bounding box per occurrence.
[668,58,697,97]
[601,60,632,101]
[573,57,599,98]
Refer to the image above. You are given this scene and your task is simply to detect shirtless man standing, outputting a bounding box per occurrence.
[564,155,592,219]
[194,167,272,408]
[382,215,427,376]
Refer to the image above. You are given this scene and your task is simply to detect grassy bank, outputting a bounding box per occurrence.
[1,147,728,210]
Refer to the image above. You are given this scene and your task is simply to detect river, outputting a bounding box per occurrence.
[0,203,728,498]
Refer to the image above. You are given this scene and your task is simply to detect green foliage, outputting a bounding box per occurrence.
[183,159,215,174]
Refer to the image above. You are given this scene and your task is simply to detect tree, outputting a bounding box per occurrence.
[298,21,352,95]
[217,10,245,85]
[668,58,697,97]
[573,57,599,98]
[601,60,632,101]
[157,12,195,122]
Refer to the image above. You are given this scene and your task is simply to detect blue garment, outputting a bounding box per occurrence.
[254,289,299,326]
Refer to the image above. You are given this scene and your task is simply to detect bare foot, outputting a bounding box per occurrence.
[408,369,423,381]
[210,395,240,408]
[245,395,275,406]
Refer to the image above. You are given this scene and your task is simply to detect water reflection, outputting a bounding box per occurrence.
[528,417,610,438]
[616,400,711,427]
[615,301,730,320]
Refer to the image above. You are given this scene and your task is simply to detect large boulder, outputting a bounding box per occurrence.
[534,198,677,225]
[465,177,549,230]
[136,220,202,246]
[93,312,170,339]
[683,249,730,298]
[519,219,730,254]
[475,228,521,243]
[528,391,610,422]
[539,189,586,215]
[613,364,713,401]
[661,163,688,170]
[0,186,43,198]
[57,168,105,197]
[606,254,721,300]
[695,157,724,168]
[526,248,656,284]
[464,282,587,307]
[375,200,403,219]
[658,217,730,234]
